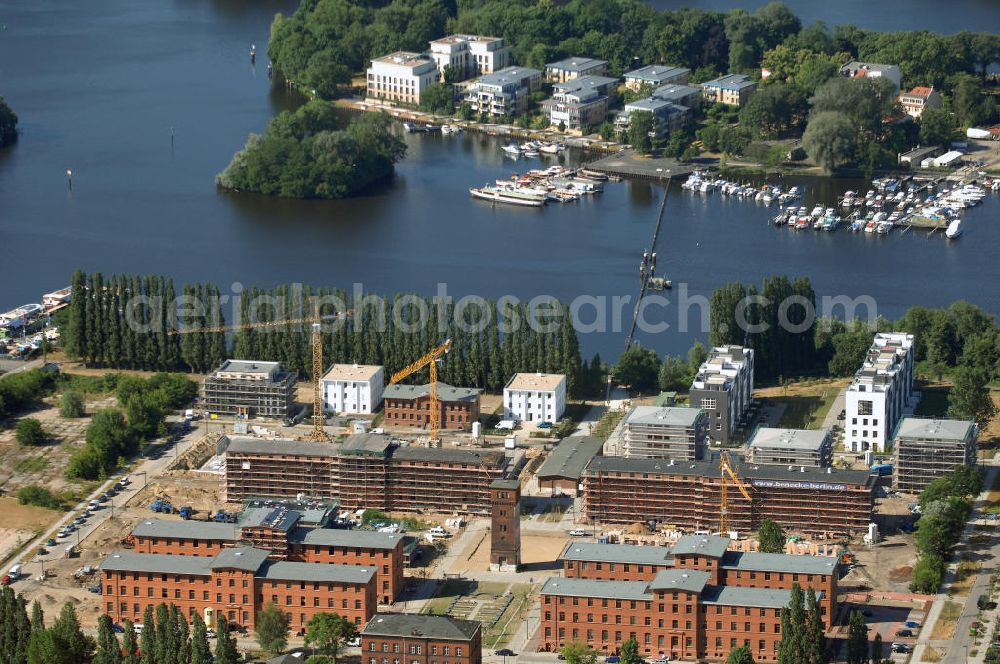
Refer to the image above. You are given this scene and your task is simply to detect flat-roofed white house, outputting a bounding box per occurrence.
[503,373,566,423]
[839,61,902,93]
[623,65,690,91]
[465,67,542,117]
[366,51,439,105]
[542,76,619,132]
[428,34,511,81]
[322,364,385,415]
[544,57,608,83]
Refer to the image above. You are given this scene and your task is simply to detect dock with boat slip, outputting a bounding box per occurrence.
[582,150,698,181]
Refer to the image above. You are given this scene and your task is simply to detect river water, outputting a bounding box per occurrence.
[1,0,999,360]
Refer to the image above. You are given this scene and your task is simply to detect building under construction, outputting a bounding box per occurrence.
[203,359,298,419]
[893,417,978,493]
[223,434,511,514]
[581,454,874,537]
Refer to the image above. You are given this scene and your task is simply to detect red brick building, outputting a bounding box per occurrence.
[362,613,482,664]
[582,456,875,536]
[100,546,376,633]
[128,513,405,604]
[223,434,510,515]
[540,535,838,663]
[382,383,481,431]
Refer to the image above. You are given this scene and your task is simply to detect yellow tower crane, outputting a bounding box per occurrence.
[388,339,452,443]
[719,450,753,535]
[169,305,351,442]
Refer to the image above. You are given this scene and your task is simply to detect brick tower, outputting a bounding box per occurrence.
[489,479,521,572]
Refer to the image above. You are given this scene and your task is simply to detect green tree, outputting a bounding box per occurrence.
[190,614,212,664]
[948,367,997,430]
[870,633,883,664]
[0,97,17,147]
[214,616,239,664]
[726,645,755,664]
[688,341,708,374]
[418,84,456,115]
[27,629,59,664]
[560,640,598,664]
[59,391,85,418]
[805,588,827,664]
[94,615,123,664]
[122,621,140,664]
[139,606,156,664]
[739,83,806,138]
[626,111,654,153]
[919,107,956,146]
[658,355,690,391]
[613,345,661,393]
[15,418,45,446]
[620,638,641,664]
[50,602,92,663]
[757,518,785,553]
[255,602,290,654]
[305,613,357,664]
[802,111,856,172]
[846,610,869,664]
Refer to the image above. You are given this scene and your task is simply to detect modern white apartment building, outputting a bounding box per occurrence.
[623,65,690,92]
[465,67,542,117]
[542,76,618,132]
[321,364,385,415]
[428,34,511,80]
[544,57,608,83]
[688,346,754,445]
[845,332,918,453]
[366,52,439,105]
[503,373,566,423]
[839,61,902,92]
[615,98,690,137]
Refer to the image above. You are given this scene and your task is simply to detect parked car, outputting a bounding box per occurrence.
[904,620,920,629]
[895,629,912,637]
[112,624,125,634]
[495,649,516,657]
[537,421,554,430]
[568,529,587,537]
[650,658,670,664]
[45,539,56,547]
[891,643,909,654]
[606,657,620,663]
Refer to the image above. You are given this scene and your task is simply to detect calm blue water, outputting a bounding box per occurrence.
[1,0,998,361]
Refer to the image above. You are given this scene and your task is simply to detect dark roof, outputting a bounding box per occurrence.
[101,551,212,576]
[392,445,505,466]
[383,382,481,403]
[672,535,730,558]
[239,507,301,532]
[210,546,271,572]
[131,519,240,541]
[224,436,340,458]
[541,577,652,601]
[584,454,874,488]
[720,551,838,575]
[258,560,374,584]
[491,479,520,490]
[649,569,710,594]
[561,542,672,566]
[292,528,404,550]
[340,433,394,456]
[701,586,809,609]
[537,436,605,481]
[362,614,482,641]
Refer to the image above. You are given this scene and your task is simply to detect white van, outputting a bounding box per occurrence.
[7,564,23,580]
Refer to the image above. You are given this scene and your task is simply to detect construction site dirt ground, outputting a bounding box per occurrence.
[13,470,225,628]
[446,528,569,575]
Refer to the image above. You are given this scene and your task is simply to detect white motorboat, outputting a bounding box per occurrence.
[945,219,962,239]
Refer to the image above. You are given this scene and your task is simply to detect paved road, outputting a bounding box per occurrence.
[939,464,999,664]
[10,420,206,587]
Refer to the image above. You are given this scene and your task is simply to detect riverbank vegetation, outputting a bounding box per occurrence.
[0,97,17,147]
[63,270,595,398]
[216,101,406,199]
[263,0,1000,174]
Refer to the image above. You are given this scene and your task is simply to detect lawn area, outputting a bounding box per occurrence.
[915,385,950,417]
[984,472,1000,513]
[952,560,983,596]
[923,645,942,662]
[775,389,839,429]
[592,409,625,439]
[484,584,536,649]
[421,579,511,617]
[930,601,963,640]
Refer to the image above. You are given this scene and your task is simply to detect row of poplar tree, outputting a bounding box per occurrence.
[64,271,588,397]
[0,587,240,664]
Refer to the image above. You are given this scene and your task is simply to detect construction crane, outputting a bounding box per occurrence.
[719,450,753,535]
[388,339,452,443]
[169,305,351,442]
